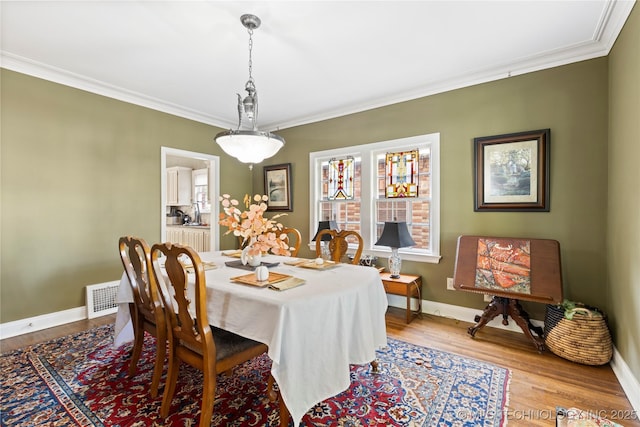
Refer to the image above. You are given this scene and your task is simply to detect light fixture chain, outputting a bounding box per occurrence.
[247,28,254,81]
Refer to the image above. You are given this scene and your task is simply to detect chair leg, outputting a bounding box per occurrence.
[267,374,277,402]
[267,375,290,427]
[128,322,144,377]
[279,394,290,427]
[199,367,217,427]
[150,333,166,398]
[160,353,179,418]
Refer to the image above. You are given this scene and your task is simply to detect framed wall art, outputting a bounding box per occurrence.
[474,129,550,212]
[264,163,292,211]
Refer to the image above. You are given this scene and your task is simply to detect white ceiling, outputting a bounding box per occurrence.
[1,1,635,131]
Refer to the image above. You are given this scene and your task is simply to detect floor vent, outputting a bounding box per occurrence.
[86,281,120,319]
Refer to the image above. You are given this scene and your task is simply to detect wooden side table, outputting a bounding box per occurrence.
[379,272,422,324]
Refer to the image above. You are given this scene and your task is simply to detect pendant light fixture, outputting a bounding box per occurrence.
[214,14,285,166]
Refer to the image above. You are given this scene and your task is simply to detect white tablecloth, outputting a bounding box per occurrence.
[114,252,388,426]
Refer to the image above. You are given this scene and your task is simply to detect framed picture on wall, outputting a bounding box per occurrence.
[474,129,550,212]
[264,163,292,211]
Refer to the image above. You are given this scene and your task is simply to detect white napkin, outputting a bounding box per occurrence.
[268,277,305,291]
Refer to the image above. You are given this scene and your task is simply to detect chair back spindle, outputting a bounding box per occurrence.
[314,229,364,264]
[278,227,302,257]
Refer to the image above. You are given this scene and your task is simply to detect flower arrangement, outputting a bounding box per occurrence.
[218,194,291,256]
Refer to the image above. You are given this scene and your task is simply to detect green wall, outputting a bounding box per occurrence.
[608,3,640,383]
[1,59,610,321]
[260,58,609,321]
[0,70,252,321]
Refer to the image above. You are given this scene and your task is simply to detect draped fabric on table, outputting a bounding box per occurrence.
[114,251,388,426]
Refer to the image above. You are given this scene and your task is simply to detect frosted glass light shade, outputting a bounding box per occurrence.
[215,130,285,164]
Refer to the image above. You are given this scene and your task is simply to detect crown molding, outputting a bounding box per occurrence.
[0,52,235,129]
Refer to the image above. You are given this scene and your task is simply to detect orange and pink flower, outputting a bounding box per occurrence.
[218,194,291,256]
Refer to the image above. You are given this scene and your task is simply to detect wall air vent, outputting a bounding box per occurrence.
[85,281,120,319]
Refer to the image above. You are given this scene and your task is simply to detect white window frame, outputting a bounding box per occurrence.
[309,133,441,264]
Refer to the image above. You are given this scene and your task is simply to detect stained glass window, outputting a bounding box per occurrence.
[310,132,440,262]
[319,157,361,233]
[385,150,418,198]
[328,157,355,200]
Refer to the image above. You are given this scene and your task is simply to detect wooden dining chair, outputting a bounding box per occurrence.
[150,242,269,427]
[277,226,302,256]
[314,229,364,264]
[118,236,167,398]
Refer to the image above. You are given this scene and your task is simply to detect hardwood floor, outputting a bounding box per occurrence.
[1,308,638,426]
[0,315,115,353]
[386,308,639,427]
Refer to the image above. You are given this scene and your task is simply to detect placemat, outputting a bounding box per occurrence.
[297,260,338,270]
[162,261,217,273]
[230,272,291,287]
[283,258,308,266]
[186,262,217,274]
[222,250,243,258]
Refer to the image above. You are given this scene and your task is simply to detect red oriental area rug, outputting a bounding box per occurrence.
[1,324,510,426]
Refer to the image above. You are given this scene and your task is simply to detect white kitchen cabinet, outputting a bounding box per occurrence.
[166,226,183,244]
[166,226,210,252]
[167,166,192,206]
[182,228,211,252]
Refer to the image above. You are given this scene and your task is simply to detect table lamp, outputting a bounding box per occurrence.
[312,220,338,259]
[375,221,416,278]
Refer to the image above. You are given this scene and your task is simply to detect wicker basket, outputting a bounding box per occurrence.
[544,304,612,365]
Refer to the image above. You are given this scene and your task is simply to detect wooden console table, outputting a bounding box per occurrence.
[380,272,422,324]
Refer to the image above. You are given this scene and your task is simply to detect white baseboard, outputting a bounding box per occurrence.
[0,306,86,340]
[387,295,639,412]
[610,346,640,414]
[386,294,544,333]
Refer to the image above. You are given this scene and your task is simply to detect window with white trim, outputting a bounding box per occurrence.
[309,133,440,263]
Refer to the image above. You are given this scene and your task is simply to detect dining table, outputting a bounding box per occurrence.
[114,250,389,426]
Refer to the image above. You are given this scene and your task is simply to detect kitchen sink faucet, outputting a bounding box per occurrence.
[193,202,201,225]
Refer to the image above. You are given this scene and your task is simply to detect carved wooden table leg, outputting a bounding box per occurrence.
[506,299,545,352]
[468,296,546,352]
[468,296,504,337]
[370,359,379,374]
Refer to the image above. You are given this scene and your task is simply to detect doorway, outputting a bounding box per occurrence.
[161,147,220,251]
